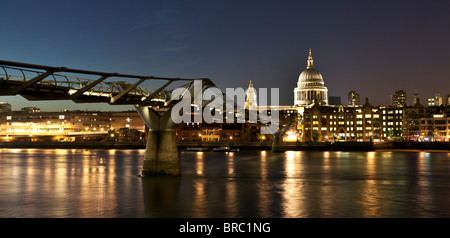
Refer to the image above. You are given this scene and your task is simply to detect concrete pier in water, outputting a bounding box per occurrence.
[136,106,180,177]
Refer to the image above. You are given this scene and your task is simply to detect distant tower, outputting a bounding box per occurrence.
[412,89,422,106]
[435,93,443,106]
[392,90,407,107]
[245,80,257,110]
[348,91,360,106]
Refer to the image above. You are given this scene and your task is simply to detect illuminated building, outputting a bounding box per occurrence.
[175,122,259,142]
[294,49,328,106]
[245,80,257,110]
[428,93,443,106]
[302,99,382,142]
[391,90,407,107]
[379,106,403,139]
[21,107,40,113]
[0,102,11,113]
[436,94,443,106]
[404,103,450,142]
[0,110,145,142]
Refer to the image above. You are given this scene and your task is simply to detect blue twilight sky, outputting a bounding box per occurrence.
[1,0,450,111]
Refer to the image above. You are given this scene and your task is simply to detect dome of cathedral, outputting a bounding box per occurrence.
[293,49,329,107]
[298,68,324,84]
[297,49,324,86]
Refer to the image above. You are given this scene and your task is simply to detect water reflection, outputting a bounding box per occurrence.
[0,148,145,218]
[142,177,181,218]
[2,148,450,217]
[195,152,204,175]
[281,151,306,217]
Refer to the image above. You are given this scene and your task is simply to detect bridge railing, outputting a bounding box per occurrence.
[0,65,156,98]
[0,60,213,106]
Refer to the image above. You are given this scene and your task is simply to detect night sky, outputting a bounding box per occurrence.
[1,0,449,111]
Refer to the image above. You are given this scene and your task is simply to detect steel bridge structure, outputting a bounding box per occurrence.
[0,59,221,176]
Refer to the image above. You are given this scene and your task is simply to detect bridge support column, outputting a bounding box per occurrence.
[135,106,180,177]
[271,132,284,152]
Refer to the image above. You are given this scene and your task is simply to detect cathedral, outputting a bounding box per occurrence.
[293,49,328,106]
[245,49,328,110]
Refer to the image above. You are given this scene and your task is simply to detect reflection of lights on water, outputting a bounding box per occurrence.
[419,152,425,159]
[259,151,268,178]
[418,152,432,182]
[285,151,297,177]
[286,151,295,157]
[367,151,376,160]
[341,152,349,158]
[281,151,306,217]
[196,152,204,175]
[366,151,376,177]
[228,155,235,175]
[10,149,23,153]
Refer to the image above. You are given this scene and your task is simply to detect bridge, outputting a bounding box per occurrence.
[0,59,290,176]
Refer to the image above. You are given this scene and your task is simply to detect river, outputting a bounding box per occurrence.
[1,148,450,218]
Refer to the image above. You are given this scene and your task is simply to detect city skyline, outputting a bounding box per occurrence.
[1,0,450,111]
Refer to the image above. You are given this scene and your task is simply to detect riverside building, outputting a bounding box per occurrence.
[403,102,450,142]
[302,91,450,142]
[302,98,382,142]
[0,110,145,142]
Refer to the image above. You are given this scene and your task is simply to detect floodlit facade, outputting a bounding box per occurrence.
[302,99,382,142]
[302,97,450,142]
[391,90,407,107]
[0,110,145,142]
[404,105,450,142]
[245,80,257,110]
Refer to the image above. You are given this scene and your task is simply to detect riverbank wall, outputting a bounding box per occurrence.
[0,141,448,151]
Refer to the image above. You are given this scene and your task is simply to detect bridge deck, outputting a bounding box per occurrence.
[0,60,213,106]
